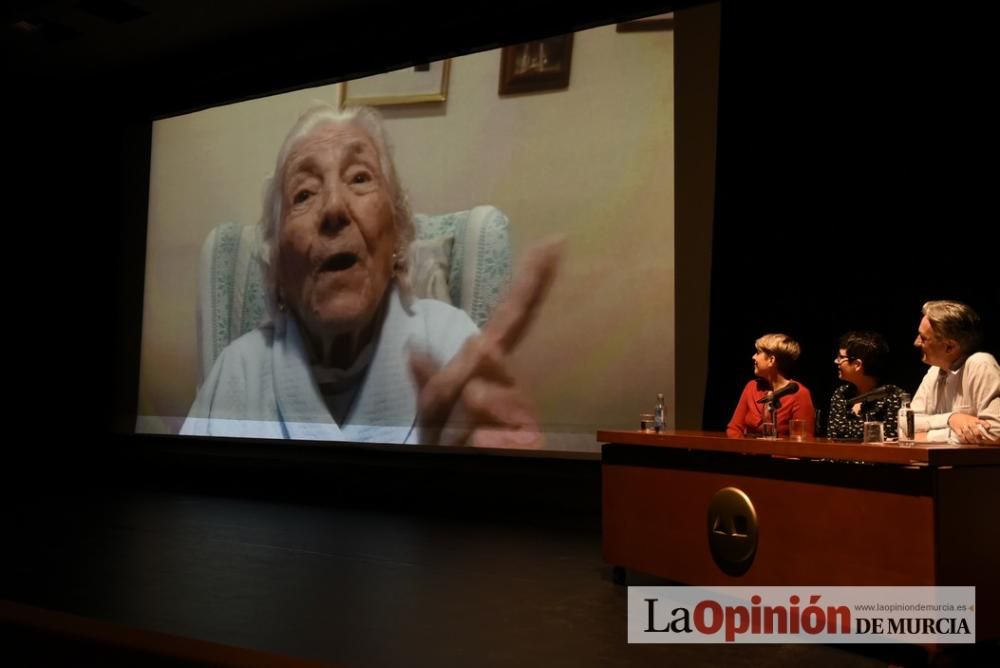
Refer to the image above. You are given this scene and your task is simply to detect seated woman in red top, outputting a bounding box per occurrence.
[727,333,816,438]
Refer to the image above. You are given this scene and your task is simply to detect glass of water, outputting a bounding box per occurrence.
[639,413,655,432]
[862,421,884,444]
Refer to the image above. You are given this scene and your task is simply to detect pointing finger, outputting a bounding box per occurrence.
[482,235,564,354]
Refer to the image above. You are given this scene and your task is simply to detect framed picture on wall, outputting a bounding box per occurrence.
[616,12,674,32]
[340,60,451,107]
[498,34,574,95]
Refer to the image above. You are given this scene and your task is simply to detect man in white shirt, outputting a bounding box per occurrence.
[911,300,1000,444]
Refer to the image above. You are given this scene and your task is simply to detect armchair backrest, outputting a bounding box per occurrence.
[196,205,511,382]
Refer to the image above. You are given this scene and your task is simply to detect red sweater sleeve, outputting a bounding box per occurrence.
[727,382,753,437]
[789,386,817,437]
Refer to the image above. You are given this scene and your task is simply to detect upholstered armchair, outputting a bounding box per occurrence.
[196,205,512,382]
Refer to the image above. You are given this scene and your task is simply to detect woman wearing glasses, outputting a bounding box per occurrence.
[727,333,815,438]
[827,331,905,440]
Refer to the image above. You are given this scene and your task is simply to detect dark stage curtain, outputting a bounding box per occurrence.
[703,2,999,431]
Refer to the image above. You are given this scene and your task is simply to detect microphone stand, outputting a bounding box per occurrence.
[767,395,781,435]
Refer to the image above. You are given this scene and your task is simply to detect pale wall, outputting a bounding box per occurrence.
[139,24,675,450]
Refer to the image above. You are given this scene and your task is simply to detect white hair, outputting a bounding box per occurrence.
[258,103,414,316]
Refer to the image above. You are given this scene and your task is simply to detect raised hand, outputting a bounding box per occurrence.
[409,236,563,447]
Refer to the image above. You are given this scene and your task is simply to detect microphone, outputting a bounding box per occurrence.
[756,382,800,404]
[847,386,892,405]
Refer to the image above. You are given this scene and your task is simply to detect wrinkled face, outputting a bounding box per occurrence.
[752,348,775,377]
[835,348,862,383]
[278,121,396,338]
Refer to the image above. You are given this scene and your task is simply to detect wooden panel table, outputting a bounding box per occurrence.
[599,430,1000,639]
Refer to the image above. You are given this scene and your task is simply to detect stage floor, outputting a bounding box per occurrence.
[6,487,941,667]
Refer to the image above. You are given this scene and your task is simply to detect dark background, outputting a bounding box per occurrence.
[703,2,998,432]
[8,1,997,450]
[5,2,999,664]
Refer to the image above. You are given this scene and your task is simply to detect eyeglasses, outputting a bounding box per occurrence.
[834,355,857,364]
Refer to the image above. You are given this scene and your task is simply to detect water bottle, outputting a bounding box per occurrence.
[898,393,915,446]
[654,393,665,433]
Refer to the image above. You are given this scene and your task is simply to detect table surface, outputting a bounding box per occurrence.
[597,429,1000,467]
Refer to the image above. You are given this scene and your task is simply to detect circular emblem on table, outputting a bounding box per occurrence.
[707,486,759,576]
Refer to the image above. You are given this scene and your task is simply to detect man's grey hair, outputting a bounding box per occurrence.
[922,300,983,354]
[258,103,414,316]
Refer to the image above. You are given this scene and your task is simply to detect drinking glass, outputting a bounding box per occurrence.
[639,413,655,432]
[863,421,885,444]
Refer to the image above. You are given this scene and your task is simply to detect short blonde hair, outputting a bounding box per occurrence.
[922,300,982,354]
[755,333,801,376]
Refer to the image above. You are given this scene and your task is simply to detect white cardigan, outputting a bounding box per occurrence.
[181,286,478,443]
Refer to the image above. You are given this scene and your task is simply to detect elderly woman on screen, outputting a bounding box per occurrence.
[726,333,816,438]
[181,104,559,446]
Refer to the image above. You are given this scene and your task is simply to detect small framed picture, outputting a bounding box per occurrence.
[340,60,451,108]
[498,34,574,96]
[616,12,674,32]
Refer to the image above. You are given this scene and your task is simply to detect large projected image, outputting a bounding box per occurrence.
[137,23,675,452]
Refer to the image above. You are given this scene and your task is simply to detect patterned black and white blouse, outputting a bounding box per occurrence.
[827,384,905,440]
